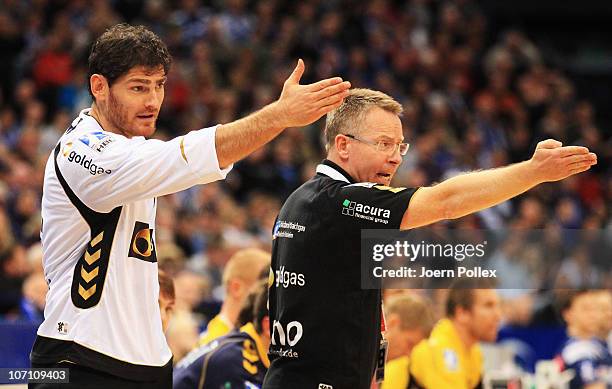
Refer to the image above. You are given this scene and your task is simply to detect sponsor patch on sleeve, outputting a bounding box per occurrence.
[443,349,459,372]
[78,131,116,153]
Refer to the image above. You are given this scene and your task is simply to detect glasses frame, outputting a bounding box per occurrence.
[342,133,409,156]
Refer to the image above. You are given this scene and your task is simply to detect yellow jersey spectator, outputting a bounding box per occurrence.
[380,293,434,389]
[198,248,270,346]
[409,286,501,389]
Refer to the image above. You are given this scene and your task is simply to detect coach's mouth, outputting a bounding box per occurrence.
[136,113,155,120]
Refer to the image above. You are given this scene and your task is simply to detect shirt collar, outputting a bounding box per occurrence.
[78,108,103,132]
[240,322,270,368]
[79,108,133,140]
[315,159,356,184]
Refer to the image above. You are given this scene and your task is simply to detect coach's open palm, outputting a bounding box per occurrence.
[530,139,597,182]
[276,59,351,128]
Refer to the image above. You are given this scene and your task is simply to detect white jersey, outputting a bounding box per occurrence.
[32,109,231,380]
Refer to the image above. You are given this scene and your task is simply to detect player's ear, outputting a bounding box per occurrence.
[90,74,109,101]
[455,306,470,324]
[335,134,350,159]
[227,278,242,298]
[386,313,401,331]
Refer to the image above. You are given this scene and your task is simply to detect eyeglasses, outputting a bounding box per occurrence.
[343,134,410,156]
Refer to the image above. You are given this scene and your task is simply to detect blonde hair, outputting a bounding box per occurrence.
[324,88,403,151]
[385,294,434,333]
[222,248,270,287]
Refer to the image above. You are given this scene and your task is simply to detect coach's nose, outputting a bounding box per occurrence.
[388,146,402,165]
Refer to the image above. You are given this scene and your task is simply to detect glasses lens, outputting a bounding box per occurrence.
[399,143,409,155]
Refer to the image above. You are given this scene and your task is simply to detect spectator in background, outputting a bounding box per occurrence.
[158,269,205,365]
[592,290,611,349]
[0,244,29,315]
[410,285,502,389]
[158,269,175,333]
[556,290,612,389]
[380,293,434,389]
[19,271,47,323]
[172,269,211,325]
[198,248,269,346]
[166,308,201,366]
[173,279,270,389]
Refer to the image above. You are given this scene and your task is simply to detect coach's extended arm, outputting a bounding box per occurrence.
[400,139,597,229]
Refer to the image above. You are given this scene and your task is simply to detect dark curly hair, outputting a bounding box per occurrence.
[88,23,172,99]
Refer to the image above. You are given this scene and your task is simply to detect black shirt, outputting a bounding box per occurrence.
[263,160,417,389]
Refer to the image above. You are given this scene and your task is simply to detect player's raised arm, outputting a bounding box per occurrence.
[401,139,597,229]
[215,59,351,168]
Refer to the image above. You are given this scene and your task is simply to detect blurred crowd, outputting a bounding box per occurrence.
[0,0,610,367]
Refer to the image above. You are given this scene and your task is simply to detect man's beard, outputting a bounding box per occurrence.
[106,91,155,137]
[105,91,132,136]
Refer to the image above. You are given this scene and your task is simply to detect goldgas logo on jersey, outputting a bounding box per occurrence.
[341,199,390,224]
[66,150,112,175]
[274,266,305,288]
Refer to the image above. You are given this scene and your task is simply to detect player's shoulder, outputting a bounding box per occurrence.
[316,177,411,201]
[561,338,605,365]
[174,339,218,372]
[203,333,255,381]
[410,338,434,363]
[207,331,249,363]
[61,111,124,154]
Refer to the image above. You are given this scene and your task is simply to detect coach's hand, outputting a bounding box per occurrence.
[273,59,351,128]
[529,139,597,182]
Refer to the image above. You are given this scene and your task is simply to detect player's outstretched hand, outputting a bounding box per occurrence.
[274,59,351,128]
[530,139,597,182]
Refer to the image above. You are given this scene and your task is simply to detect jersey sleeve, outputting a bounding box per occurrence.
[56,126,232,213]
[331,182,418,230]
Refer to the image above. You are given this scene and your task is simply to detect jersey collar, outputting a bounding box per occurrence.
[240,322,271,368]
[316,159,356,184]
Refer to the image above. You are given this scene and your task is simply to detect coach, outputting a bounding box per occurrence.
[263,88,597,389]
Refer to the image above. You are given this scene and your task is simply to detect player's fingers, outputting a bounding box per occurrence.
[568,154,597,167]
[557,146,590,157]
[314,89,350,107]
[306,77,348,92]
[285,59,305,85]
[312,81,351,101]
[316,98,346,116]
[536,139,562,149]
[568,164,593,176]
[568,160,597,171]
[562,152,597,164]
